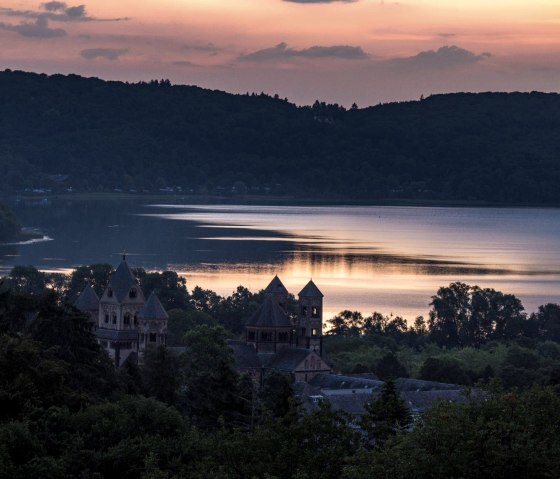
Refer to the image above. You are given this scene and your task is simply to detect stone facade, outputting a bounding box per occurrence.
[74,256,168,367]
[230,276,331,384]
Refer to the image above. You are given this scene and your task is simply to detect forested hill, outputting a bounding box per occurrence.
[1,69,560,203]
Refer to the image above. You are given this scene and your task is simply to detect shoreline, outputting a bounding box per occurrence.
[6,191,560,208]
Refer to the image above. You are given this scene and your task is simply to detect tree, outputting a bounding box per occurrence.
[139,271,190,310]
[142,346,182,405]
[419,357,472,385]
[166,308,216,346]
[429,282,526,347]
[531,303,560,341]
[375,353,408,380]
[259,371,294,419]
[8,266,45,295]
[327,310,364,336]
[360,379,411,447]
[182,325,241,428]
[67,264,113,300]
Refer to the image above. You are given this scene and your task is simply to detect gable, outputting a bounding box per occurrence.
[293,351,329,373]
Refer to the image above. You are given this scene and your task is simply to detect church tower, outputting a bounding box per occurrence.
[264,275,289,311]
[96,255,145,367]
[296,280,324,355]
[138,291,168,359]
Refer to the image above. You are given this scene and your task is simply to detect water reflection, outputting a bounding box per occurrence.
[3,200,560,319]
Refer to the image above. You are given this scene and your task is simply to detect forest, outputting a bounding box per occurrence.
[2,264,560,477]
[2,69,560,204]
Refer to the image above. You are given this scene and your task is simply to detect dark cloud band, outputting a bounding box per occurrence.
[240,42,368,62]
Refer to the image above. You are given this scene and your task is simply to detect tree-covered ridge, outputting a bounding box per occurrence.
[1,69,560,203]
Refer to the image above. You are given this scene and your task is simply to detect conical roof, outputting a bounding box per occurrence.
[74,284,99,312]
[264,275,289,296]
[139,292,168,320]
[110,259,138,302]
[298,280,323,298]
[247,294,291,328]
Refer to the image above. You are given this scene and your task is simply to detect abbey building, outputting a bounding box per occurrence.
[229,275,331,383]
[74,256,168,367]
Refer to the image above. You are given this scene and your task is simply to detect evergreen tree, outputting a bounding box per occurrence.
[360,379,411,447]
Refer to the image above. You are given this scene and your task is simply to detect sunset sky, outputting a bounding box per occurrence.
[1,0,560,105]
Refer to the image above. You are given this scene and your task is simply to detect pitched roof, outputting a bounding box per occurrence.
[246,294,292,328]
[139,292,168,320]
[96,328,139,341]
[264,275,289,296]
[227,340,262,369]
[267,348,316,371]
[309,373,384,390]
[109,260,138,302]
[73,284,99,312]
[298,280,323,298]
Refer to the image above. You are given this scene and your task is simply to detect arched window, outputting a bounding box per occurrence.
[124,314,131,326]
[133,314,138,326]
[112,314,117,324]
[107,288,113,298]
[129,288,137,299]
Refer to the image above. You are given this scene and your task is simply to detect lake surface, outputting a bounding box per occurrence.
[3,199,560,320]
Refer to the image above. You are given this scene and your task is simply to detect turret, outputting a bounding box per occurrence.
[297,280,324,355]
[138,291,168,356]
[264,275,289,311]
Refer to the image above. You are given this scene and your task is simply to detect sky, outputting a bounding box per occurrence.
[1,0,560,106]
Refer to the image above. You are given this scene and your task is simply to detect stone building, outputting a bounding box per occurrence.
[230,275,331,384]
[74,256,168,367]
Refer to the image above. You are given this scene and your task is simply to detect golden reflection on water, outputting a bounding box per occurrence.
[154,204,560,320]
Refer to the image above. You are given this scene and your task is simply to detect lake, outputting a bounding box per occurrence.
[2,198,560,321]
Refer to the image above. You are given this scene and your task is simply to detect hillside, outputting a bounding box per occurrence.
[1,69,560,203]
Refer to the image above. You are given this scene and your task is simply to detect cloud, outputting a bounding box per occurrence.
[240,42,368,62]
[391,45,490,68]
[283,0,358,3]
[0,15,65,37]
[182,42,221,55]
[172,60,197,67]
[42,1,67,11]
[80,47,127,60]
[0,2,128,23]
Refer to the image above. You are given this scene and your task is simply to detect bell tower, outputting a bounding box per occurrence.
[297,280,323,355]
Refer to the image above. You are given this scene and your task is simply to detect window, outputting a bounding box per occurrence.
[104,314,109,324]
[301,327,306,337]
[301,306,308,316]
[129,288,137,299]
[149,333,157,342]
[311,357,315,369]
[107,288,113,298]
[305,359,309,369]
[278,332,289,342]
[248,331,255,341]
[124,314,131,325]
[134,314,138,326]
[312,306,319,318]
[312,328,318,337]
[260,331,272,341]
[112,314,117,324]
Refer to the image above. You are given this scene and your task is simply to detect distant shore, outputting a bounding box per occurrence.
[6,191,560,208]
